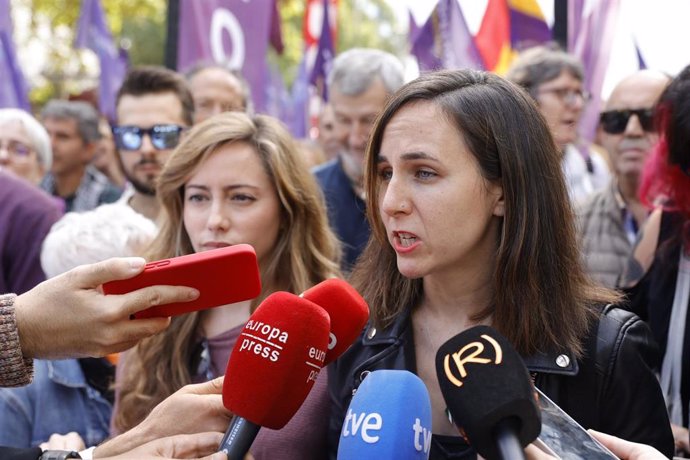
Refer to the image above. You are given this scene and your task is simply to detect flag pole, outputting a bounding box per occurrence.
[165,0,179,70]
[553,0,567,50]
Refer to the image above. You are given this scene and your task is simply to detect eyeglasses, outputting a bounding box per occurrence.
[112,124,186,151]
[0,140,33,157]
[599,109,656,134]
[538,87,591,105]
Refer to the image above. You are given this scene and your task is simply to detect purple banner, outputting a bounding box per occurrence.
[178,0,273,113]
[568,0,620,142]
[438,0,484,70]
[0,0,30,110]
[75,0,127,120]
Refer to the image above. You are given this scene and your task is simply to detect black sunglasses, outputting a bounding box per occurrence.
[599,109,655,134]
[112,124,186,151]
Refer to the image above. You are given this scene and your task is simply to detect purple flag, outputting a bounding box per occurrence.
[308,0,335,100]
[288,57,310,138]
[509,1,551,51]
[410,8,443,71]
[0,0,11,32]
[0,0,30,110]
[264,62,289,122]
[438,0,484,70]
[635,40,647,70]
[568,0,620,142]
[75,0,127,120]
[177,0,273,112]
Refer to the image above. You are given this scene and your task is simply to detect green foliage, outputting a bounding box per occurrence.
[14,0,406,106]
[271,0,406,89]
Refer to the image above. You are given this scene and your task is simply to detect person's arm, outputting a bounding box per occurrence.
[0,294,33,386]
[93,378,231,458]
[12,257,199,360]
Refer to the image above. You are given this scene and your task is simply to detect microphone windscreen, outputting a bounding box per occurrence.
[301,279,370,365]
[337,370,432,460]
[223,291,330,429]
[435,325,541,459]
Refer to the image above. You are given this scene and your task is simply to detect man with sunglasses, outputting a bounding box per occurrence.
[111,66,194,222]
[577,70,670,288]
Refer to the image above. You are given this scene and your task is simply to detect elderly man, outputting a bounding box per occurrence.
[186,64,251,123]
[577,70,670,287]
[40,100,121,212]
[313,48,405,271]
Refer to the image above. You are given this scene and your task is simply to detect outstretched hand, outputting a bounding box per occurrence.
[14,257,199,359]
[95,377,231,458]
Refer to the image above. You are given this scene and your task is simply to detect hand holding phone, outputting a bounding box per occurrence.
[103,244,261,319]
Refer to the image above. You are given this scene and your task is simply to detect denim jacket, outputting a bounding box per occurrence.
[0,359,112,448]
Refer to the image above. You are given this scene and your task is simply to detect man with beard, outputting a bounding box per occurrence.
[111,66,194,222]
[577,70,670,288]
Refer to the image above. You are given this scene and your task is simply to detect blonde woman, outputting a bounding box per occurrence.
[113,112,341,460]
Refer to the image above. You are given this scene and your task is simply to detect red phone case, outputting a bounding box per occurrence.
[103,244,262,319]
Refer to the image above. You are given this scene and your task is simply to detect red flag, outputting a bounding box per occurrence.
[474,0,512,74]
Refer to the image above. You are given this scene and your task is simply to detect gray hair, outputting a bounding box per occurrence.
[40,203,158,279]
[327,48,405,96]
[505,45,585,98]
[0,108,52,170]
[41,100,101,144]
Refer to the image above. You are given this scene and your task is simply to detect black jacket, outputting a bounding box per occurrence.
[328,304,674,459]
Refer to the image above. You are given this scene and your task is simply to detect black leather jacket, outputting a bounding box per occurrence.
[328,305,674,459]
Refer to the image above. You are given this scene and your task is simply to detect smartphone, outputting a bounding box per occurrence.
[103,244,261,319]
[535,388,618,459]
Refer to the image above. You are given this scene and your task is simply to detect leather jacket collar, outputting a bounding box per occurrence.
[361,306,579,377]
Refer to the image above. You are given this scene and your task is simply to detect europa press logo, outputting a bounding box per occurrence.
[442,333,503,387]
[237,319,289,362]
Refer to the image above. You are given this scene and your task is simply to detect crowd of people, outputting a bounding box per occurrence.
[1,41,689,460]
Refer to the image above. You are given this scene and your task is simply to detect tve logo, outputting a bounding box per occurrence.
[342,409,382,443]
[412,417,432,454]
[341,411,431,453]
[337,370,432,460]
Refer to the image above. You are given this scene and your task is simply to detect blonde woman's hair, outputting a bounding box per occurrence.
[115,112,341,431]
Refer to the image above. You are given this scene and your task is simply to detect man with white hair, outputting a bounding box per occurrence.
[313,48,405,271]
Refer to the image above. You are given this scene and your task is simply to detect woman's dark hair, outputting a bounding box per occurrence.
[351,69,617,356]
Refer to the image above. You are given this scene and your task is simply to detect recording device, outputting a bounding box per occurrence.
[218,291,331,459]
[102,244,261,319]
[535,387,616,459]
[337,370,432,460]
[435,325,541,460]
[301,278,370,365]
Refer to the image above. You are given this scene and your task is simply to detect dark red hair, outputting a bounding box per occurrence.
[640,64,690,217]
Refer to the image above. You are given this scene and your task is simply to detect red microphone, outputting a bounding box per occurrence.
[219,291,330,459]
[301,278,370,364]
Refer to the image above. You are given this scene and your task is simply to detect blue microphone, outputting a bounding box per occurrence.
[337,370,432,460]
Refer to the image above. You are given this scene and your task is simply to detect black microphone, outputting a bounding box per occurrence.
[435,325,541,460]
